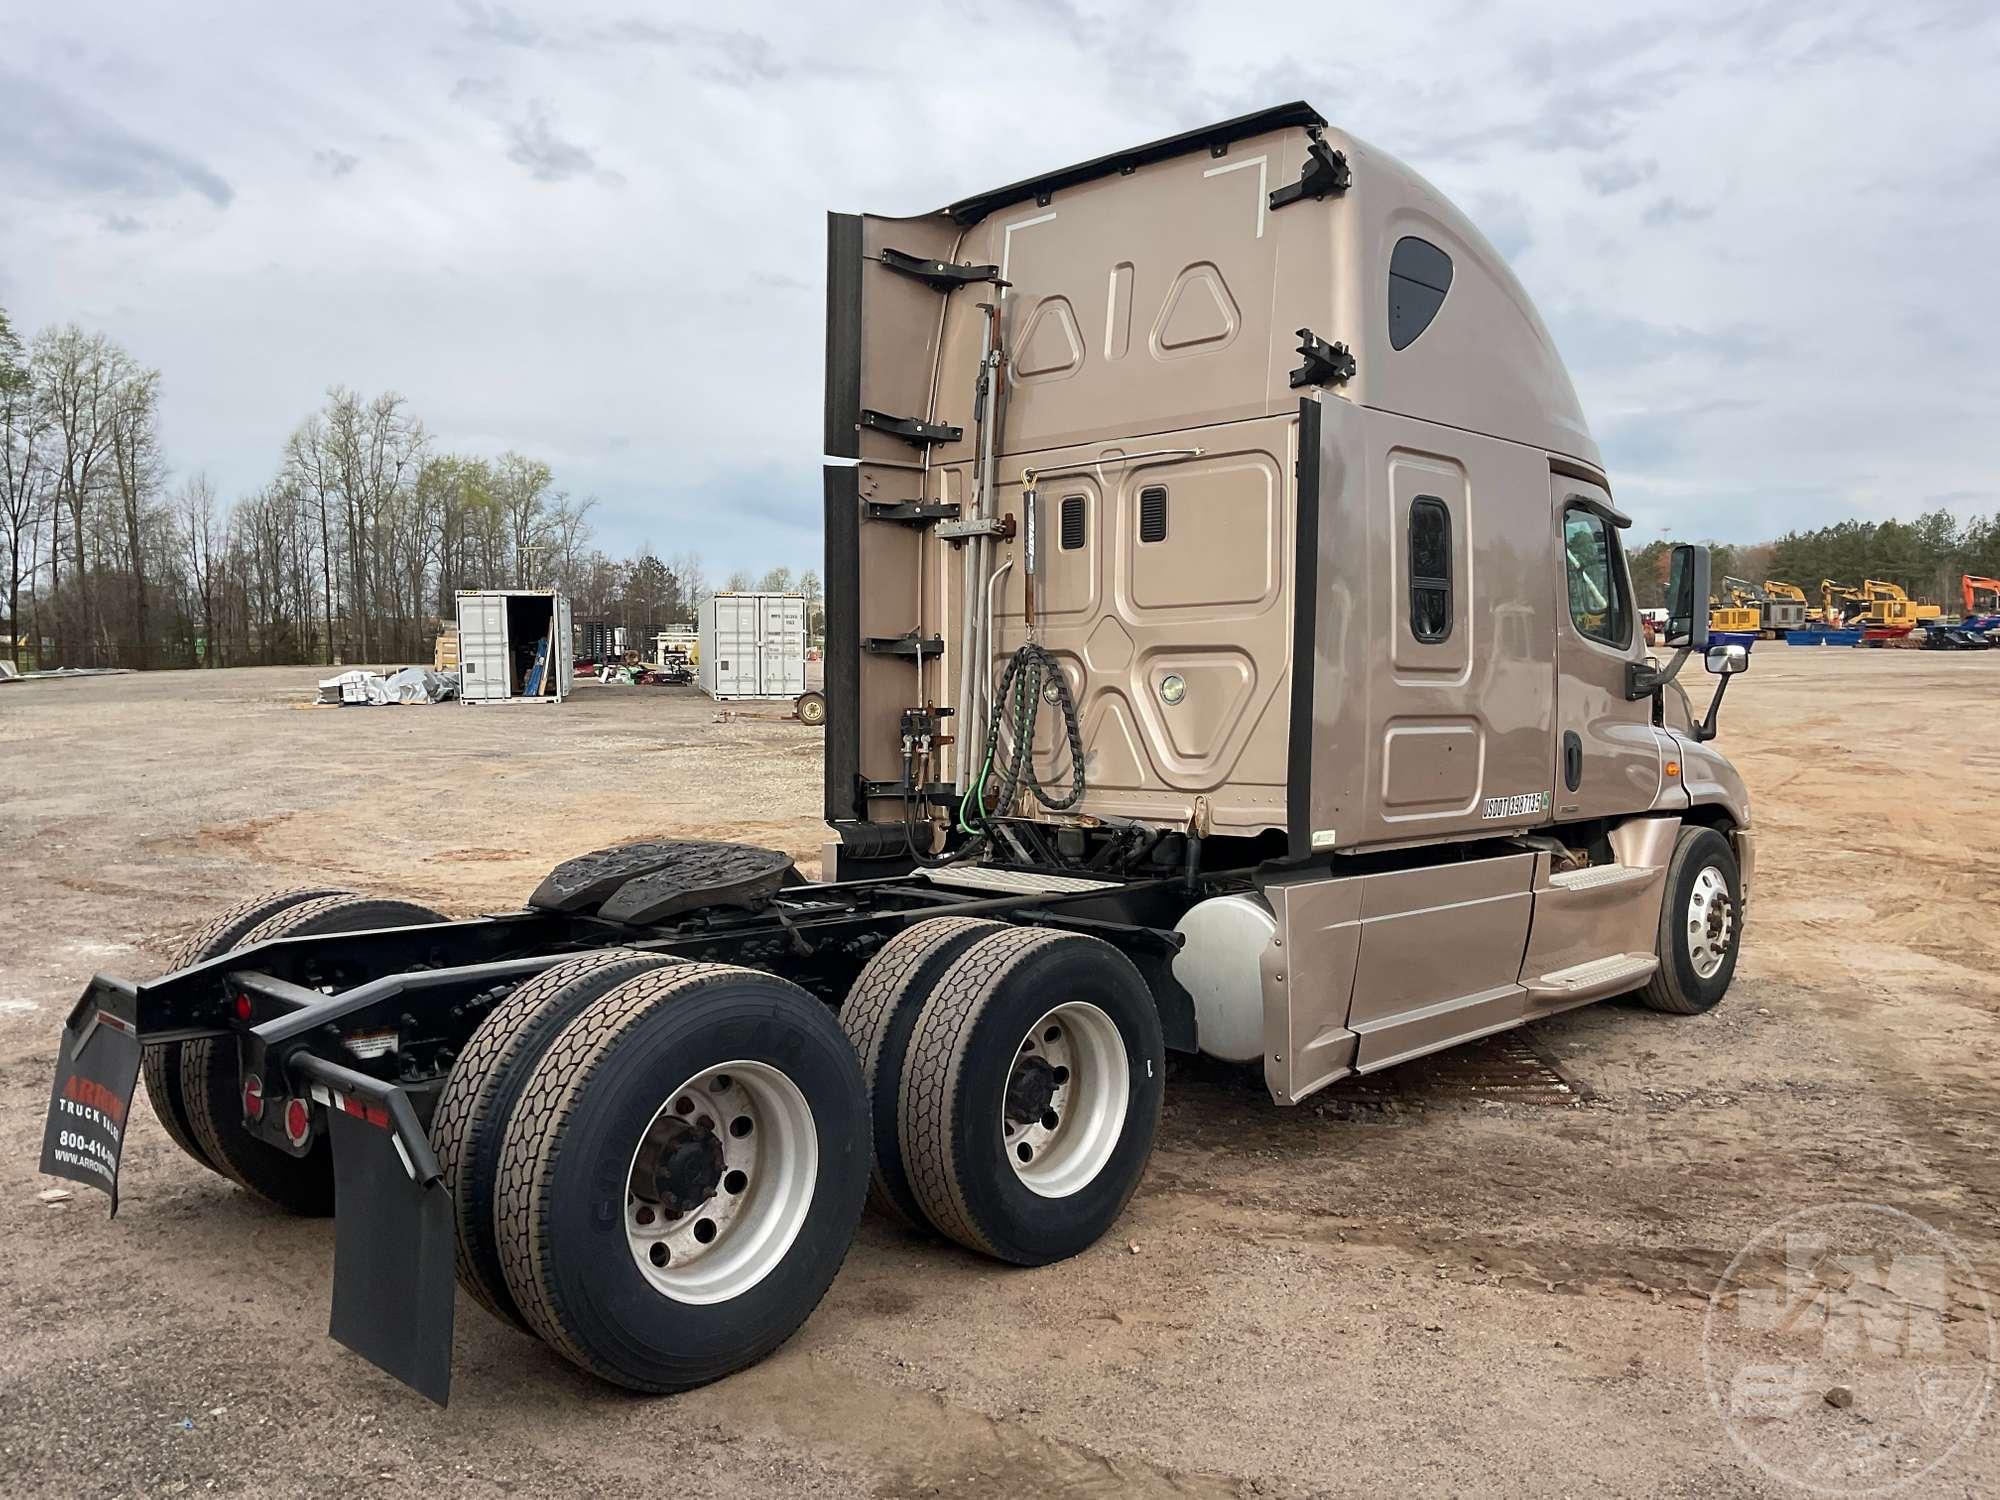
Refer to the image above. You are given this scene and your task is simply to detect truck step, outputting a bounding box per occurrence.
[1524,952,1658,1000]
[1545,863,1653,892]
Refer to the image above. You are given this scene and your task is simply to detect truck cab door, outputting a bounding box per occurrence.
[1551,477,1661,820]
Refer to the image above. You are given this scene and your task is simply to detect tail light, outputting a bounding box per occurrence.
[283,1097,312,1148]
[235,992,254,1022]
[242,1074,265,1123]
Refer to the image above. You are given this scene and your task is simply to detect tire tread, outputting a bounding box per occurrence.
[493,962,765,1383]
[839,917,1005,1228]
[1639,826,1740,1015]
[896,927,1067,1257]
[431,947,678,1327]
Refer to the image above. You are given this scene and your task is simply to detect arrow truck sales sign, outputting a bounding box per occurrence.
[41,1000,143,1215]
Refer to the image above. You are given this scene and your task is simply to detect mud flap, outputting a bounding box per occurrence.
[39,980,144,1214]
[301,1059,457,1406]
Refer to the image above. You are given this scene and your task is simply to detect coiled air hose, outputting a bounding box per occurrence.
[957,641,1086,838]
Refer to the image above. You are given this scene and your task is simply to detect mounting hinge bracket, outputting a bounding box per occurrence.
[1289,328,1356,389]
[860,409,963,448]
[866,500,962,527]
[863,632,946,659]
[935,514,1017,542]
[877,247,1006,292]
[1269,140,1351,211]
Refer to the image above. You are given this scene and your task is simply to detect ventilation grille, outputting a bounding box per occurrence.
[1059,494,1085,550]
[1138,485,1168,543]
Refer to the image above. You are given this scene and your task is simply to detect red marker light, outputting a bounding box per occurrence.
[242,1074,265,1123]
[283,1097,311,1147]
[234,992,254,1022]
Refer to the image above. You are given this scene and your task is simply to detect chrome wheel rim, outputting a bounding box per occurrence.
[1002,1001,1128,1199]
[624,1060,816,1304]
[1686,865,1735,980]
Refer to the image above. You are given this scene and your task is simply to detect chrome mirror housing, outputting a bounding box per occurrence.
[1705,643,1749,676]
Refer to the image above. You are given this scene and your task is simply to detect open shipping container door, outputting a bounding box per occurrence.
[555,593,574,697]
[458,594,509,703]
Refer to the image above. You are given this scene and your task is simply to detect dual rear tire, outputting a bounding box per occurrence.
[841,923,1165,1266]
[145,890,447,1215]
[440,957,871,1392]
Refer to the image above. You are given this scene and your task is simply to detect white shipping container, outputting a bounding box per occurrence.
[697,592,807,700]
[455,589,573,703]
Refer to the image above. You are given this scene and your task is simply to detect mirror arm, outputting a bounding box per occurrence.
[1694,673,1733,743]
[1625,646,1693,702]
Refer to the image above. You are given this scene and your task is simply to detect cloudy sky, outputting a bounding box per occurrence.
[4,1,1996,570]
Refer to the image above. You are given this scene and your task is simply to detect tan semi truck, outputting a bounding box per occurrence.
[41,102,1750,1405]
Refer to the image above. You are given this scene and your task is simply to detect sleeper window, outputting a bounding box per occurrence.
[1408,496,1452,643]
[1563,506,1631,647]
[1388,236,1454,350]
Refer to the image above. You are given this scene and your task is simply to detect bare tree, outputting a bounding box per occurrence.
[105,363,164,666]
[1,313,51,666]
[550,491,597,592]
[1,312,851,673]
[178,473,221,665]
[493,451,555,588]
[282,414,341,663]
[32,325,131,664]
[668,550,707,614]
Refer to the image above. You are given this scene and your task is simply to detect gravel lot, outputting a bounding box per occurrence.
[2,654,1996,1497]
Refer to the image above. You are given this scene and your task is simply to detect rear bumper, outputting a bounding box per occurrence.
[40,974,461,1403]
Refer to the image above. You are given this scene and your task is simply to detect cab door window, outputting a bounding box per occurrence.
[1562,506,1631,647]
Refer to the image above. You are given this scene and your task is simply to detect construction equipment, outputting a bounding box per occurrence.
[1709,577,1762,635]
[1961,575,2000,630]
[1821,579,1868,626]
[41,103,1753,1408]
[1857,579,1943,630]
[1760,580,1810,633]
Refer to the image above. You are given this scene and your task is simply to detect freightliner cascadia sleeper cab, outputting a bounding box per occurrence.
[42,103,1749,1404]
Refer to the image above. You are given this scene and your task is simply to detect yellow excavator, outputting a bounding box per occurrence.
[1820,579,1867,627]
[1709,576,1762,634]
[1857,579,1943,630]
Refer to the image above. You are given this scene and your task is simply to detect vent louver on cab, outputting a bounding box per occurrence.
[1060,495,1086,550]
[1139,486,1168,543]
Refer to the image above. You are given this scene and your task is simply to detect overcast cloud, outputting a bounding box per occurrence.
[3,0,1997,569]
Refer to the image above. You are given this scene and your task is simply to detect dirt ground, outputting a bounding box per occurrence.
[2,653,1996,1498]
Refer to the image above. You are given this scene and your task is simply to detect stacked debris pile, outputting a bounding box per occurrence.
[316,667,460,706]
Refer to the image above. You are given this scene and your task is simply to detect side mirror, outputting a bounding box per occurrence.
[1667,544,1711,649]
[1626,542,1715,702]
[1705,643,1749,676]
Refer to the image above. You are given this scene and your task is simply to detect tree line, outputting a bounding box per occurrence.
[1621,509,2000,612]
[12,301,1991,671]
[1,307,818,671]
